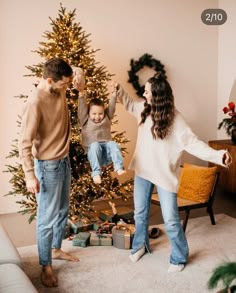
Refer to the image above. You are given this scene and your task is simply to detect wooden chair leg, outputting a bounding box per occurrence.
[207,207,216,225]
[182,209,190,232]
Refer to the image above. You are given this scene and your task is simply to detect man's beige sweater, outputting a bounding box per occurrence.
[18,88,71,180]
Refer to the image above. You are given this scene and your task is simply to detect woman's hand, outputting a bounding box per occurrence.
[223,151,232,167]
[110,81,119,93]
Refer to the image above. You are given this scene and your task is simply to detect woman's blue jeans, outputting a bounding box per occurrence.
[34,156,71,266]
[87,141,124,177]
[132,175,189,265]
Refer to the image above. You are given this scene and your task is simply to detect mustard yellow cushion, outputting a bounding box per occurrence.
[177,163,218,203]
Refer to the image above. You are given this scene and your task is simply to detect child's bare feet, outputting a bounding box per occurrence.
[93,174,102,184]
[52,248,79,262]
[41,265,58,287]
[117,169,126,176]
[108,201,117,214]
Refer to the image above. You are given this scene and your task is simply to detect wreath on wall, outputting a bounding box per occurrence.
[128,53,166,97]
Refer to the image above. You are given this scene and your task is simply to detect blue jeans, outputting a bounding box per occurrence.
[34,156,71,266]
[132,175,189,265]
[87,141,124,177]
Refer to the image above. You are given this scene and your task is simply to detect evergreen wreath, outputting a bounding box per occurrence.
[128,53,166,97]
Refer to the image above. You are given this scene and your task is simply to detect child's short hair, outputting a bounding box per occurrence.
[88,98,104,110]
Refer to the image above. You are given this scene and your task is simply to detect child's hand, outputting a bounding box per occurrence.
[72,67,85,91]
[108,201,117,215]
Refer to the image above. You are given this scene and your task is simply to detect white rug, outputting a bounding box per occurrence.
[18,214,236,293]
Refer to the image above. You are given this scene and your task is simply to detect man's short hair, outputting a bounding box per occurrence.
[43,58,73,81]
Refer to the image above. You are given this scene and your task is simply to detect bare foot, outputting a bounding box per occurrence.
[52,248,80,262]
[117,169,126,176]
[41,265,58,287]
[93,174,102,184]
[108,201,117,214]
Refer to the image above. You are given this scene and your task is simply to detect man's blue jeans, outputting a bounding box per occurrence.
[34,156,71,266]
[87,141,124,177]
[132,175,189,265]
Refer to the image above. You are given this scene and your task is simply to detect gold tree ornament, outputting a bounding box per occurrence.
[5,4,133,223]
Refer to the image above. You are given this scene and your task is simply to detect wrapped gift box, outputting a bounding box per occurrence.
[98,209,114,222]
[95,222,116,234]
[90,232,112,246]
[72,232,91,247]
[74,220,94,232]
[67,219,78,234]
[68,218,94,234]
[64,224,71,239]
[112,224,135,250]
[93,220,105,231]
[99,207,134,224]
[84,212,101,223]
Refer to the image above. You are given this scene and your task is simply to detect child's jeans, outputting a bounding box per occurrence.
[87,141,124,177]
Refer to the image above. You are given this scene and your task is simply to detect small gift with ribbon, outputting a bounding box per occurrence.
[90,232,112,246]
[94,221,116,234]
[68,218,94,234]
[112,220,135,250]
[72,232,91,247]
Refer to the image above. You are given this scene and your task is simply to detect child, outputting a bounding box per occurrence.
[74,68,126,184]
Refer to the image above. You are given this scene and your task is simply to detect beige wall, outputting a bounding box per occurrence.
[218,0,236,138]
[0,0,233,214]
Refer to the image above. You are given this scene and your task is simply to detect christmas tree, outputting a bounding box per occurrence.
[5,4,133,223]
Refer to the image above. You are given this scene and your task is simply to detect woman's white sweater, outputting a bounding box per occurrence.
[117,87,226,192]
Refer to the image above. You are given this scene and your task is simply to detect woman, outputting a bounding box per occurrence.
[113,73,232,273]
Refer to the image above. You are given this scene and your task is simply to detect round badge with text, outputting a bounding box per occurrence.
[201,9,227,25]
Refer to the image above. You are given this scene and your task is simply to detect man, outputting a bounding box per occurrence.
[19,58,80,287]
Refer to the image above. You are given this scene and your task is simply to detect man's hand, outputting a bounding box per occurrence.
[72,67,85,91]
[26,177,40,194]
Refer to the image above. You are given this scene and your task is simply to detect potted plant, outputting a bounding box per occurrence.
[208,262,236,293]
[218,101,236,144]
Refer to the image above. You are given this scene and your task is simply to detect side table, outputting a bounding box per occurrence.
[208,140,236,194]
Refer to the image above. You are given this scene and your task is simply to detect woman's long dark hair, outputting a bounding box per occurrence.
[139,73,175,139]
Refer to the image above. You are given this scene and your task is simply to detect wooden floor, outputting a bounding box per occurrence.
[0,187,235,248]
